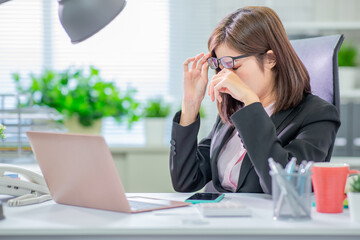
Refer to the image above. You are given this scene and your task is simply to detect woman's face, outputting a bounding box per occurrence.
[214,43,275,102]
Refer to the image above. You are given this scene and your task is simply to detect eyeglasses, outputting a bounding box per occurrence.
[207,54,249,70]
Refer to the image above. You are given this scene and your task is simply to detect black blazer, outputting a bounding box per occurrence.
[169,94,341,194]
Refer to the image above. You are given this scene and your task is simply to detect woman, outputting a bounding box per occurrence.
[169,6,340,194]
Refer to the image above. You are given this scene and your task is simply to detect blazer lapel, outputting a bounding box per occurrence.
[271,108,295,133]
[236,107,295,191]
[236,153,252,191]
[210,122,234,159]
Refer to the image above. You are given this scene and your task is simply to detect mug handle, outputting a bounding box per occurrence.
[349,170,360,175]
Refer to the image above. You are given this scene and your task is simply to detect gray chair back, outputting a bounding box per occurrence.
[290,34,344,112]
[204,34,344,193]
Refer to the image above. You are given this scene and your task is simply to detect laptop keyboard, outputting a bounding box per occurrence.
[128,200,166,211]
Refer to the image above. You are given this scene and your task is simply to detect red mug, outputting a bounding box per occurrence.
[311,162,359,213]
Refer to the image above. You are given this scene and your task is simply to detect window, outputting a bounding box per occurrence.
[0,0,43,93]
[0,0,169,146]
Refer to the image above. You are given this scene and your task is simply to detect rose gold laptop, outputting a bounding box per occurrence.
[26,131,190,213]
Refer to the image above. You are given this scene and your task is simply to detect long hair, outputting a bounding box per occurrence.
[208,6,311,125]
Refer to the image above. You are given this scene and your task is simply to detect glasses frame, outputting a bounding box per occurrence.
[207,54,249,70]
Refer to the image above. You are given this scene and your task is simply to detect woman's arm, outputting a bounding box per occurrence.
[231,98,340,194]
[170,112,221,192]
[170,53,214,192]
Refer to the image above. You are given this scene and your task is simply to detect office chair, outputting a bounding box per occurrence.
[204,34,344,193]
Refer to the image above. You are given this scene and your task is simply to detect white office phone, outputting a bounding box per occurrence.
[0,164,51,206]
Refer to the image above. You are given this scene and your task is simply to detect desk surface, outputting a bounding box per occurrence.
[0,193,359,240]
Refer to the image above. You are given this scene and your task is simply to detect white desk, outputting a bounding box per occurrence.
[0,193,359,240]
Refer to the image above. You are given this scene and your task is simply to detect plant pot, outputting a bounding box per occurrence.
[145,118,166,146]
[339,67,359,90]
[64,118,102,135]
[348,192,360,223]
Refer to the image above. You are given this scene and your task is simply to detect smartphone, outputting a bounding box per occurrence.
[185,193,225,204]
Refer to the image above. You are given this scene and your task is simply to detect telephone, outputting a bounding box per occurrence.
[0,164,51,206]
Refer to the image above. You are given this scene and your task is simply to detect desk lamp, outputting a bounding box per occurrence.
[0,0,127,44]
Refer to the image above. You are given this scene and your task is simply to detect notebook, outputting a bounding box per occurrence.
[26,131,190,213]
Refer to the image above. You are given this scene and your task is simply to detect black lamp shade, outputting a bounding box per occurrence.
[58,0,126,44]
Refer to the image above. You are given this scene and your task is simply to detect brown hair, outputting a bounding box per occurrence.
[208,6,311,125]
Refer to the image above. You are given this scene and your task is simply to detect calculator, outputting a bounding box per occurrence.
[197,200,252,217]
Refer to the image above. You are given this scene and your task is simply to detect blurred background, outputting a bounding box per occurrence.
[1,0,359,192]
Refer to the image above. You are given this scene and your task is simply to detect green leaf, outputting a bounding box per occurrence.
[350,174,360,192]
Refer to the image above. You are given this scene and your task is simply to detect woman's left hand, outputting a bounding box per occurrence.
[208,68,260,106]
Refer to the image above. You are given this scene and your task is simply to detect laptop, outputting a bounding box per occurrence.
[26,131,190,213]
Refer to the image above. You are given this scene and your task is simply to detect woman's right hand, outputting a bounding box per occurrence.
[180,53,210,126]
[183,53,210,104]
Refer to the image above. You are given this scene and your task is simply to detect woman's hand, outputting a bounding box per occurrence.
[180,53,210,126]
[208,68,259,106]
[183,53,210,105]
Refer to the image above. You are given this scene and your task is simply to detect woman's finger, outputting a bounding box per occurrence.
[211,81,216,102]
[213,83,222,103]
[208,74,221,99]
[197,53,211,70]
[216,68,228,75]
[201,61,209,77]
[197,57,207,70]
[191,53,204,70]
[183,57,195,72]
[209,75,223,101]
[214,81,229,103]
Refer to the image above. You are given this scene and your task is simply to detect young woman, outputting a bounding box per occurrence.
[169,6,340,194]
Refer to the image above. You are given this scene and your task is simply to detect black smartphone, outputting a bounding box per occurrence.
[185,193,225,203]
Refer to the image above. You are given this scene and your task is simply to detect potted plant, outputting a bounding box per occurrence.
[348,174,360,223]
[0,124,5,140]
[338,43,359,90]
[142,97,171,146]
[13,66,141,135]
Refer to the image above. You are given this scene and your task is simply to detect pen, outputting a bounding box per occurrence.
[304,161,314,172]
[269,158,300,217]
[285,157,297,173]
[285,157,297,180]
[297,161,313,196]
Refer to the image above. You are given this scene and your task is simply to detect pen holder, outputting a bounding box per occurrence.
[270,171,312,221]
